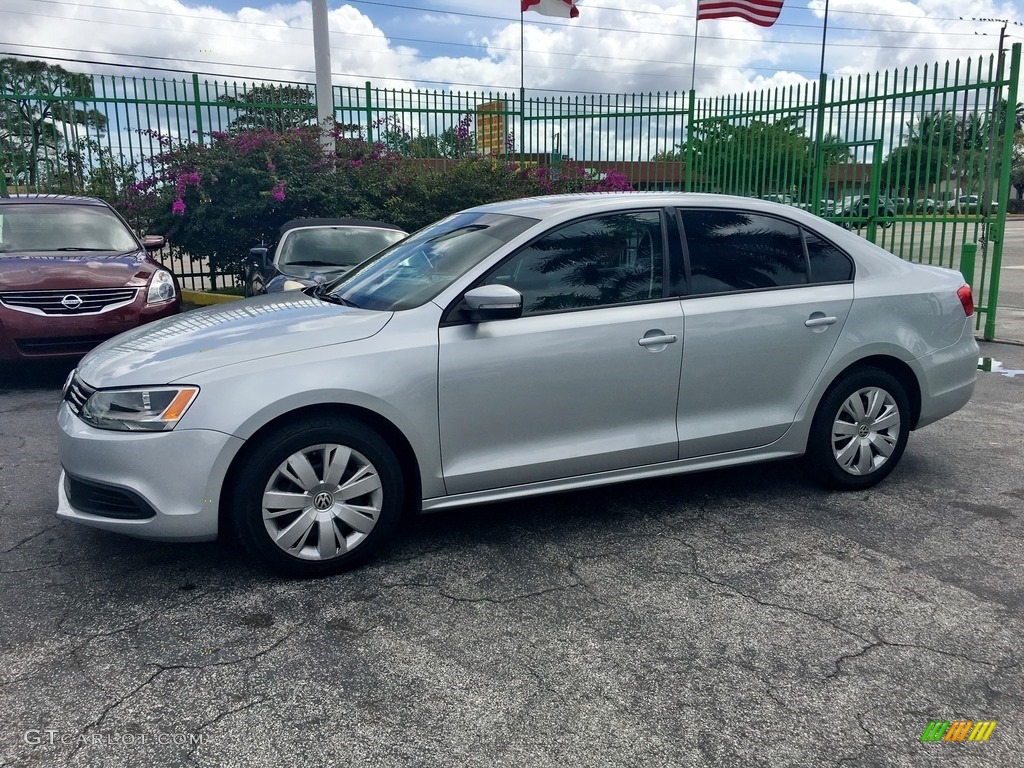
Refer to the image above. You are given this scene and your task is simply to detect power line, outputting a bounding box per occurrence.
[10,1,1001,54]
[24,0,997,39]
[19,0,1011,49]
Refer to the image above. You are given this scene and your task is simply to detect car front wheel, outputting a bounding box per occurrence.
[231,416,404,576]
[806,368,910,490]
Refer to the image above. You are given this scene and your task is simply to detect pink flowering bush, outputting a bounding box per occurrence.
[115,121,633,278]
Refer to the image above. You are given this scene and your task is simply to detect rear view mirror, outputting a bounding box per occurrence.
[142,234,166,251]
[463,285,523,322]
[249,247,269,269]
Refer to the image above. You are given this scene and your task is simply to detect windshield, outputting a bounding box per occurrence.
[322,212,538,311]
[0,204,139,253]
[279,226,406,268]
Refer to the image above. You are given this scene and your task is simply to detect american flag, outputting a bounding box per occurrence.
[521,0,580,19]
[696,0,783,28]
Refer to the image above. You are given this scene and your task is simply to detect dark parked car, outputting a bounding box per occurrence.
[0,194,180,361]
[245,218,407,296]
[837,196,896,228]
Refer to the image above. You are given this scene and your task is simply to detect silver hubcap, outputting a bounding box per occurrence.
[831,387,901,476]
[262,443,383,561]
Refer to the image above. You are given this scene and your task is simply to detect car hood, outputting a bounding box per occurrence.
[0,250,154,290]
[76,291,393,386]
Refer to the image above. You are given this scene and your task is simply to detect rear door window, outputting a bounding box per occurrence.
[678,210,807,295]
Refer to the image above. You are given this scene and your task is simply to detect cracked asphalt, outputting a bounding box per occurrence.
[1,341,1022,767]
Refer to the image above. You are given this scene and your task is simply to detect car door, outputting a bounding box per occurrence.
[674,209,854,459]
[437,210,684,495]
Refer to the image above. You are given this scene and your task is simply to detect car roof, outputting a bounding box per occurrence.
[0,193,110,206]
[279,218,405,233]
[467,191,811,220]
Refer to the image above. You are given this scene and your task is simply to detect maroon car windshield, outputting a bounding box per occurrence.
[0,204,139,253]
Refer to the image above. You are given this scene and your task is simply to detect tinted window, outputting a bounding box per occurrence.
[484,211,663,315]
[805,232,853,283]
[679,210,807,295]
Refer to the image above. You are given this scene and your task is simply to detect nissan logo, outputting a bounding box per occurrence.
[61,294,83,309]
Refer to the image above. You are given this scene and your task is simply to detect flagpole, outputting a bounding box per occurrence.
[690,8,699,92]
[520,8,526,160]
[812,0,830,217]
[818,0,830,79]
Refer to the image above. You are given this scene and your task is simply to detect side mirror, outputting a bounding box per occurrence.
[463,285,523,323]
[142,234,166,251]
[249,246,269,270]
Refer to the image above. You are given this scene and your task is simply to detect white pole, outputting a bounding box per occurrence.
[312,0,334,154]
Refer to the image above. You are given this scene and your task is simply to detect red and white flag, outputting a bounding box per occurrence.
[696,0,783,27]
[521,0,580,19]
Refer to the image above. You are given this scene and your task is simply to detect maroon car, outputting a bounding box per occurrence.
[0,194,181,361]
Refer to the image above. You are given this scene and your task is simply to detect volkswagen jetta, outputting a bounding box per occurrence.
[55,193,978,576]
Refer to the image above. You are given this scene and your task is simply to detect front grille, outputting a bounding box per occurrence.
[17,335,114,357]
[0,287,138,315]
[64,373,96,415]
[64,473,156,520]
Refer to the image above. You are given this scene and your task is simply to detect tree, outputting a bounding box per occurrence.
[218,84,317,134]
[0,58,107,186]
[660,116,849,201]
[1012,130,1024,203]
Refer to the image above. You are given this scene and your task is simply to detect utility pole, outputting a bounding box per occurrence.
[312,0,334,155]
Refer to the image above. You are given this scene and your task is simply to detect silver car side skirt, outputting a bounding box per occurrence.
[420,445,801,513]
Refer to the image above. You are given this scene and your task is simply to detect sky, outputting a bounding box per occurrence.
[0,0,1022,99]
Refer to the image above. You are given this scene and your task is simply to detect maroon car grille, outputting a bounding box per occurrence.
[18,335,115,357]
[0,287,138,315]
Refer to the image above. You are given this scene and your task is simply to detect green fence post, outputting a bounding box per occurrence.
[984,42,1021,342]
[364,81,373,143]
[811,73,827,217]
[191,74,204,146]
[685,90,695,192]
[960,242,977,288]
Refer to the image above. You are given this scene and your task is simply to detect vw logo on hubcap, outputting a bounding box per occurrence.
[858,424,870,438]
[61,294,83,309]
[313,491,334,511]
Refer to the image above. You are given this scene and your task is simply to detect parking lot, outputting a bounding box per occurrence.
[0,335,1021,767]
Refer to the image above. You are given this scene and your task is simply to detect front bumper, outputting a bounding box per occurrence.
[55,401,243,541]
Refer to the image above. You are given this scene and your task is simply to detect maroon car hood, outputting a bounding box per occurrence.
[0,251,155,290]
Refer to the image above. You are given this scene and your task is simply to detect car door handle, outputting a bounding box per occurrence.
[638,334,678,347]
[804,315,838,328]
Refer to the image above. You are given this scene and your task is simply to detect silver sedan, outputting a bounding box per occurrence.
[55,193,978,576]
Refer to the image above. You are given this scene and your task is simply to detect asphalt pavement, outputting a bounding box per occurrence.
[1,340,1022,767]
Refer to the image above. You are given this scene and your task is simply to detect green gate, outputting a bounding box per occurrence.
[685,44,1021,339]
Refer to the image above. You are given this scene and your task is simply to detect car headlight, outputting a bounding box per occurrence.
[80,386,199,431]
[281,279,308,291]
[146,269,177,304]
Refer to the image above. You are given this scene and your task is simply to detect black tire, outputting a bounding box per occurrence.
[805,367,910,490]
[231,415,404,577]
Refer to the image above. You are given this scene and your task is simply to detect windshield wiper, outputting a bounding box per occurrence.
[287,260,344,267]
[52,247,117,251]
[312,283,360,308]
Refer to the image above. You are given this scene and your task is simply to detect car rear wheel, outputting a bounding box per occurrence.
[806,368,910,490]
[245,270,265,297]
[231,416,404,577]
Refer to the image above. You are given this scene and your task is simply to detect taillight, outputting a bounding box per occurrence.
[957,284,974,317]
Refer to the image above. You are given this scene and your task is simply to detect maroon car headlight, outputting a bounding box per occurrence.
[80,386,199,431]
[146,269,177,304]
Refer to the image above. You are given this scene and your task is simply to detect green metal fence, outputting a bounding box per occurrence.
[1,45,1019,336]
